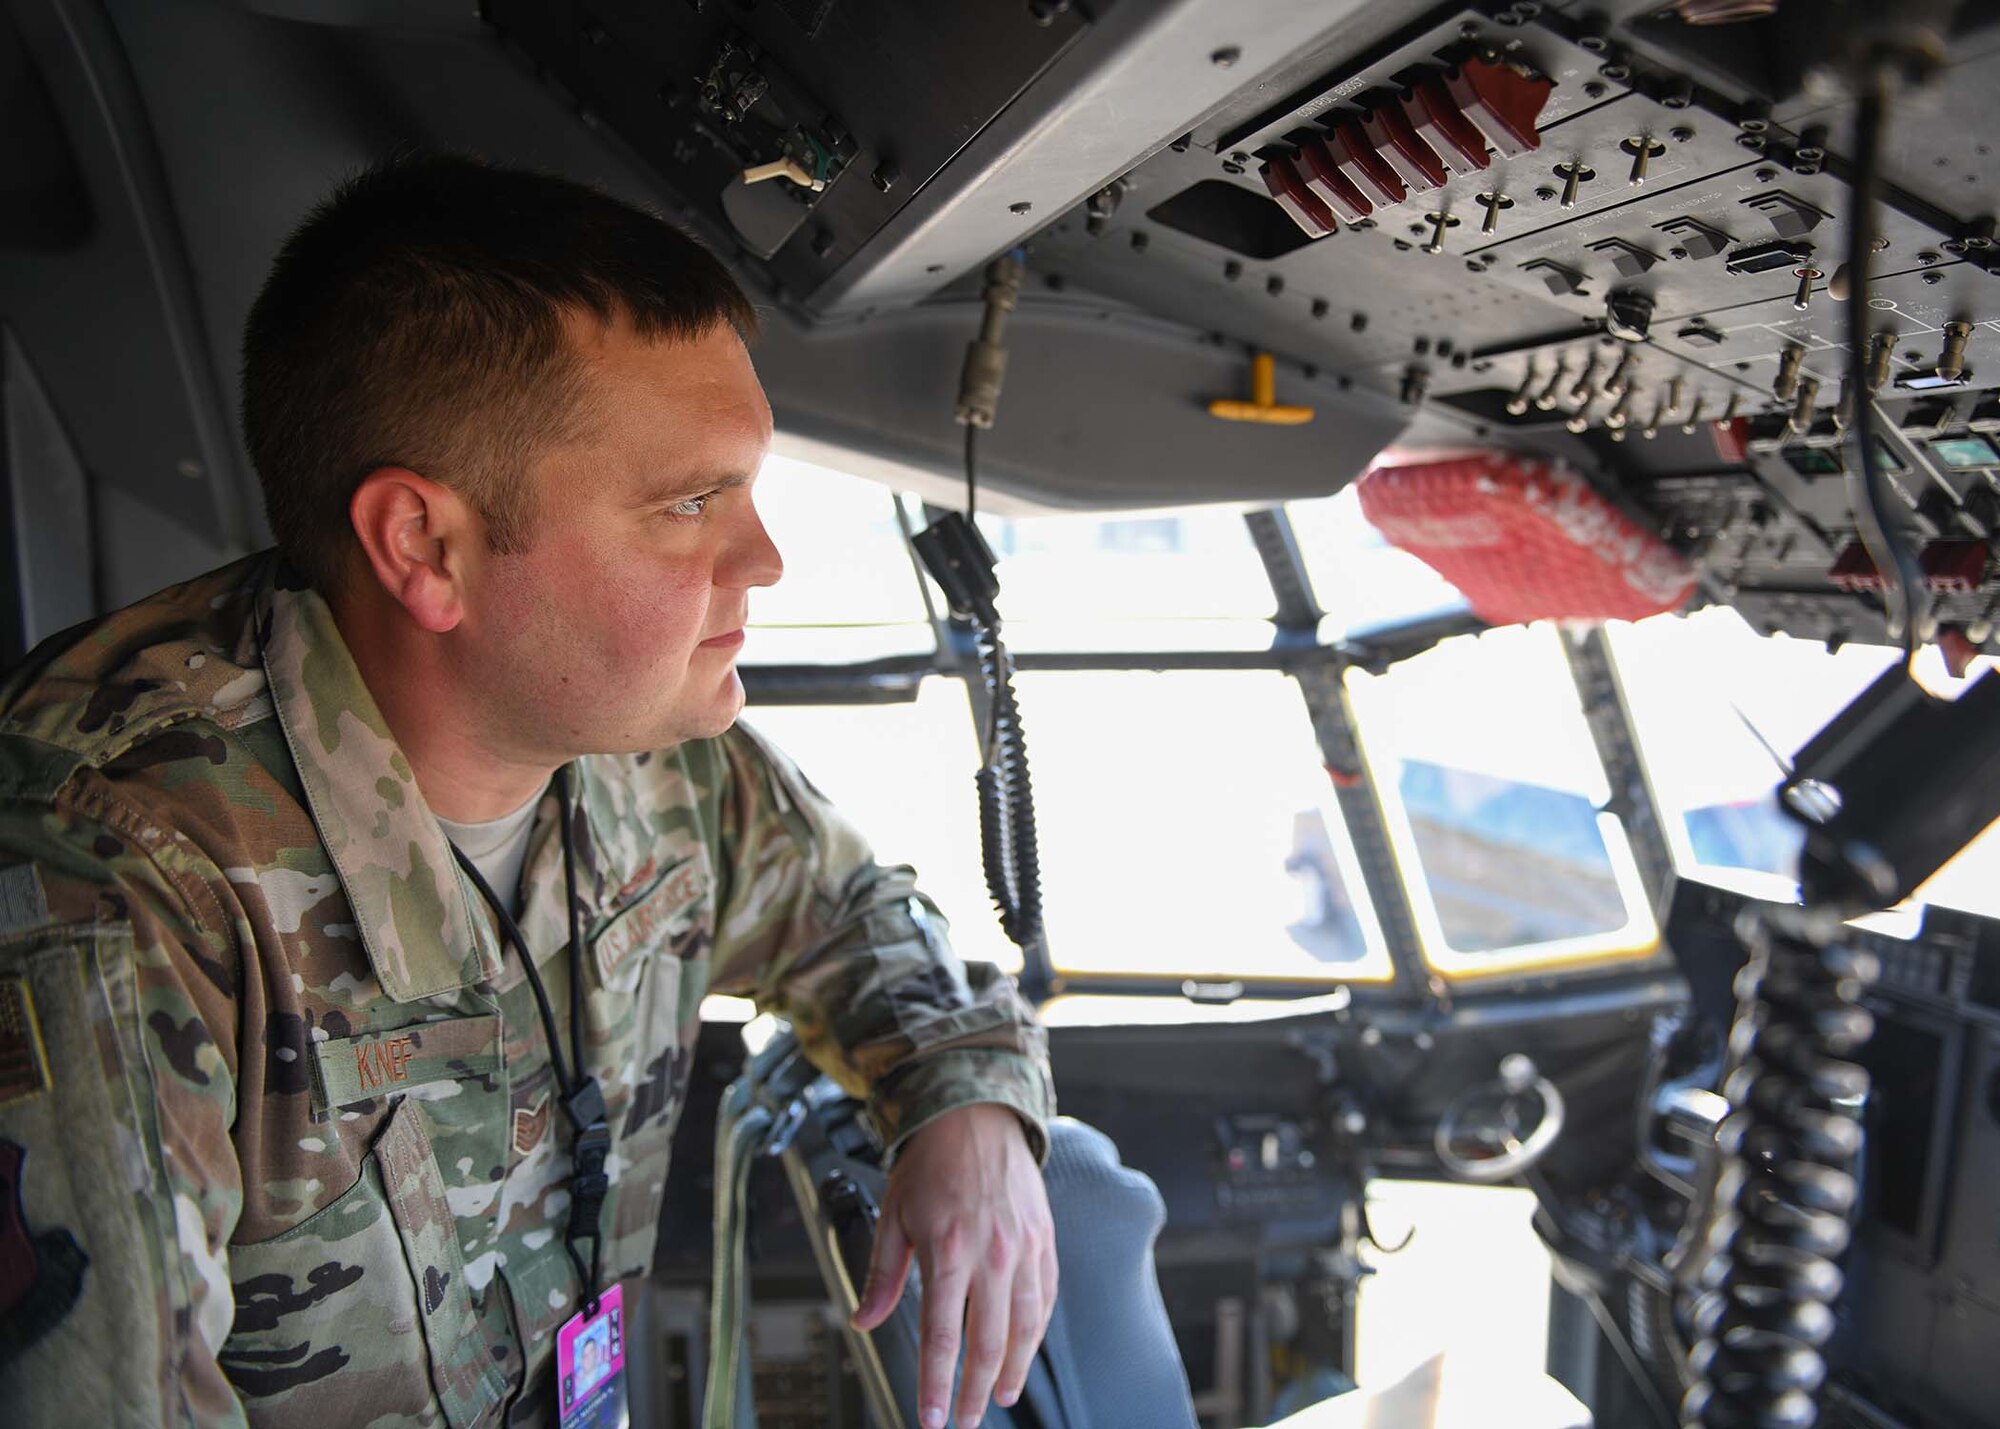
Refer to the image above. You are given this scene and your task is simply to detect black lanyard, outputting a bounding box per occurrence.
[448,763,611,1316]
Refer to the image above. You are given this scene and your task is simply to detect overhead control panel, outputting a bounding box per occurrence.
[483,0,2000,658]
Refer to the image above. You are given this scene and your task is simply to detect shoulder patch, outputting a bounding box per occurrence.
[0,865,48,938]
[0,977,50,1106]
[0,1139,87,1371]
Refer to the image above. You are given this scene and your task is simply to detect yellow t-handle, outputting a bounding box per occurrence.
[1208,352,1315,425]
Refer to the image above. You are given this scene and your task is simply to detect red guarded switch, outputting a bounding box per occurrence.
[1295,135,1374,224]
[1362,103,1449,194]
[1327,115,1408,207]
[1405,73,1493,174]
[1443,57,1553,158]
[1261,155,1339,238]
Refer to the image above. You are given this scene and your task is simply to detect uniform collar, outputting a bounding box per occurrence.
[257,568,631,1001]
[260,572,485,1001]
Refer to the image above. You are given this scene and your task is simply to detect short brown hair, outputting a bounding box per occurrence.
[242,153,758,592]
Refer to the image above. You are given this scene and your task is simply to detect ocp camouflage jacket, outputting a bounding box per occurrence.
[0,553,1054,1426]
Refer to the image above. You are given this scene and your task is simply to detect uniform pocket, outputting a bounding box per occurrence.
[373,1095,512,1427]
[224,1096,510,1429]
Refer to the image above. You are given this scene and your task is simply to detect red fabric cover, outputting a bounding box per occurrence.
[1356,451,1696,624]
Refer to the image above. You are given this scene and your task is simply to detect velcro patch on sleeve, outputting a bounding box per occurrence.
[313,1014,502,1110]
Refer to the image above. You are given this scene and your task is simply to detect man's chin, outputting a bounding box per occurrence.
[676,674,747,744]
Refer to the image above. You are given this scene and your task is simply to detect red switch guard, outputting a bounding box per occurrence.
[1355,451,1698,624]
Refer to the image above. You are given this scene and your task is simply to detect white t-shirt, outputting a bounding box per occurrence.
[436,786,544,915]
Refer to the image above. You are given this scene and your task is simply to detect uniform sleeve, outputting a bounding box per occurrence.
[703,724,1056,1164]
[0,773,245,1426]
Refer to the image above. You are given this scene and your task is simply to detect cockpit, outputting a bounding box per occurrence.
[7,2,2000,1427]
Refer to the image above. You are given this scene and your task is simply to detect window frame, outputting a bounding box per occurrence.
[738,477,1671,1003]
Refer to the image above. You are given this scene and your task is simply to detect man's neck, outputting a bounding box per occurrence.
[330,588,557,824]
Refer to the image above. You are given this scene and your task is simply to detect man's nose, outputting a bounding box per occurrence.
[723,504,783,589]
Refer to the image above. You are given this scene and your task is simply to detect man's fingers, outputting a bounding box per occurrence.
[955,1262,1012,1428]
[918,1245,971,1429]
[851,1213,914,1332]
[993,1256,1043,1409]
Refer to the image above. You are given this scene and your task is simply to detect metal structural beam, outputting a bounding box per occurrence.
[1562,626,1676,919]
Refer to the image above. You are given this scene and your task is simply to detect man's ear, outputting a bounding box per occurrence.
[348,467,476,634]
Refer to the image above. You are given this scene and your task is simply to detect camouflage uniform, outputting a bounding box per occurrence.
[0,553,1054,1426]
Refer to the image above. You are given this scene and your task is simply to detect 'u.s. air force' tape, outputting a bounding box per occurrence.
[313,1014,502,1109]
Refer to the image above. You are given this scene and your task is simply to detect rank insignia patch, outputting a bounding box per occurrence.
[513,1092,551,1157]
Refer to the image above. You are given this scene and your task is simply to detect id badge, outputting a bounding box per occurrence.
[556,1283,630,1429]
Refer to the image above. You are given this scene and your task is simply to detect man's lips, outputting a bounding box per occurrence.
[699,629,745,650]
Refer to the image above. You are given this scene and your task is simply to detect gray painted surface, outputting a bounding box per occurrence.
[756,296,1412,512]
[3,324,94,650]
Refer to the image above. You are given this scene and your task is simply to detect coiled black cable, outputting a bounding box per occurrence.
[973,621,1044,954]
[1679,908,1878,1429]
[1630,1276,1690,1406]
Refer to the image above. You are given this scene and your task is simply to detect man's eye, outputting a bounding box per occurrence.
[665,492,714,518]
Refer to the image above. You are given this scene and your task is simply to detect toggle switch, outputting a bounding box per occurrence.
[1621,134,1668,186]
[1553,160,1595,210]
[1774,343,1805,402]
[1474,191,1514,236]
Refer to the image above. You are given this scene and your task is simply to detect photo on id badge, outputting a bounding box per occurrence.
[558,1283,629,1429]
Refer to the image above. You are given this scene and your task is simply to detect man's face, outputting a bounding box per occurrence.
[457,315,781,760]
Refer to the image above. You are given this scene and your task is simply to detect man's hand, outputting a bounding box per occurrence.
[850,1103,1056,1427]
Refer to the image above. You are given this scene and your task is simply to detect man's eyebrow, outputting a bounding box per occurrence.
[632,470,755,505]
